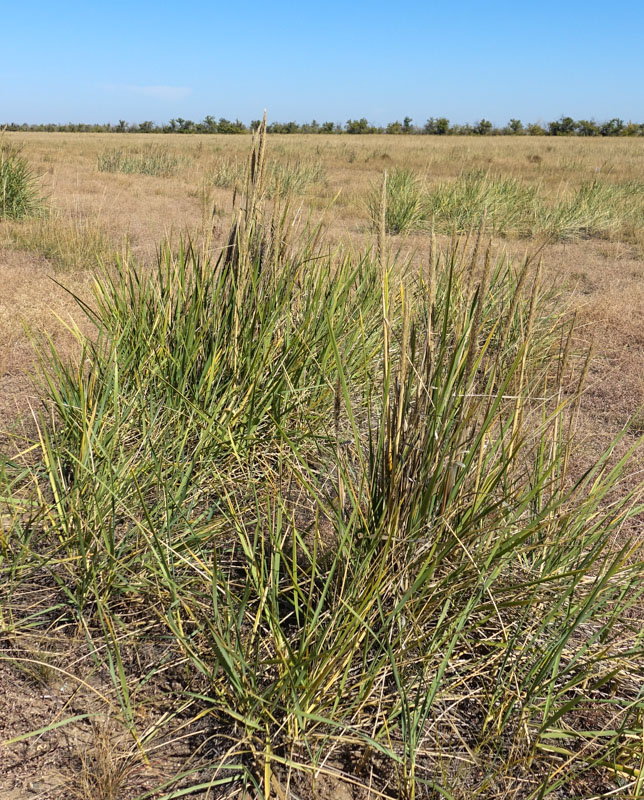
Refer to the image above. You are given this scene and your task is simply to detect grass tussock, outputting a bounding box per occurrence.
[97,145,182,176]
[425,170,539,236]
[538,178,644,240]
[210,157,325,196]
[0,140,41,218]
[368,167,427,234]
[1,121,643,799]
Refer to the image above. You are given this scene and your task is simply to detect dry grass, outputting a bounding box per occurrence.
[3,210,117,271]
[1,132,642,551]
[0,130,642,799]
[1,132,641,558]
[3,132,643,257]
[97,145,184,177]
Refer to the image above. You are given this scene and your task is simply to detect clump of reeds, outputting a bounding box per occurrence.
[2,120,643,800]
[97,146,181,176]
[210,157,325,196]
[0,140,41,218]
[368,166,427,234]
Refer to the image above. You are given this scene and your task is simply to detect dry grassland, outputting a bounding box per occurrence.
[0,131,643,799]
[1,132,642,461]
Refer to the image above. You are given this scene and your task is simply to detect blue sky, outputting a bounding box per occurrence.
[3,0,643,126]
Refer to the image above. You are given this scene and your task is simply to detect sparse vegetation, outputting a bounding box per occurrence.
[209,157,325,195]
[5,209,116,270]
[209,157,244,188]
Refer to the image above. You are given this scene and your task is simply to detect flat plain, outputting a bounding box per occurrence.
[2,132,642,469]
[0,131,643,799]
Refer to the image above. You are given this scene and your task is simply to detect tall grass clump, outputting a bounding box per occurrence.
[368,167,427,234]
[539,178,644,240]
[420,171,644,242]
[97,146,181,176]
[425,169,539,236]
[0,140,41,218]
[2,120,643,799]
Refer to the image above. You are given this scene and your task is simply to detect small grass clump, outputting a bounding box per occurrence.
[0,141,41,218]
[210,157,325,196]
[269,159,326,194]
[209,157,245,188]
[425,169,539,236]
[368,167,427,234]
[97,146,181,176]
[2,123,643,799]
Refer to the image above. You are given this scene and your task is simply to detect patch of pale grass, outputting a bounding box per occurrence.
[209,157,325,196]
[4,210,116,270]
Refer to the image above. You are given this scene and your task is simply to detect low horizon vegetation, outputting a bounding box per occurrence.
[1,122,643,798]
[4,114,644,137]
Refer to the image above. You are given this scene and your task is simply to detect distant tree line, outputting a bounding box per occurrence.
[2,116,643,136]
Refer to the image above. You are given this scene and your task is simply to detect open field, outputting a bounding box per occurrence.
[3,132,644,249]
[0,130,643,799]
[1,132,642,475]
